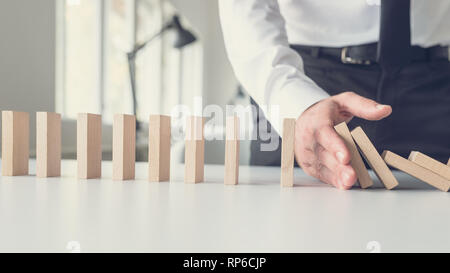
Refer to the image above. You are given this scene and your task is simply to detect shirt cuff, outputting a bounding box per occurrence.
[267,79,330,136]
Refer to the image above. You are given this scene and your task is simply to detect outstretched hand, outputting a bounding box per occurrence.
[294,92,392,190]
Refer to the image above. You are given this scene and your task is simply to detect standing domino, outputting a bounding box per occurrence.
[2,111,29,176]
[334,122,373,188]
[149,115,171,182]
[113,114,136,180]
[77,113,102,179]
[351,126,398,189]
[224,116,239,185]
[36,112,61,178]
[280,118,296,187]
[184,116,204,183]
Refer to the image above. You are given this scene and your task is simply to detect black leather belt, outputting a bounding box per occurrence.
[291,43,449,65]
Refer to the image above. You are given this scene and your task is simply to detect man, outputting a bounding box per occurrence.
[219,0,450,190]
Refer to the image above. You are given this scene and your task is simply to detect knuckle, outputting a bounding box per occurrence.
[341,91,356,98]
[301,162,312,168]
[300,132,309,143]
[296,149,314,165]
[316,170,325,182]
[314,124,333,139]
[318,152,329,167]
[330,141,344,154]
[314,128,335,150]
[300,133,312,146]
[323,119,334,127]
[303,126,315,137]
[331,172,340,184]
[313,127,325,140]
[303,167,316,177]
[313,161,323,172]
[314,144,325,155]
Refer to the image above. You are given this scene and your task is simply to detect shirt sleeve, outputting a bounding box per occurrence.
[218,0,330,136]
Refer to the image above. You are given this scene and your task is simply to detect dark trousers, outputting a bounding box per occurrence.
[250,45,450,166]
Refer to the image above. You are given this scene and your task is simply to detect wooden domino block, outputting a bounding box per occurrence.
[184,116,204,183]
[408,151,450,181]
[224,116,239,185]
[448,158,450,166]
[351,126,398,189]
[1,111,29,176]
[280,118,296,187]
[77,113,102,179]
[382,150,450,192]
[112,114,135,180]
[149,115,171,182]
[334,122,373,188]
[36,112,61,178]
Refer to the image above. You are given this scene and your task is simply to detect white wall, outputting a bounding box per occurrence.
[170,0,248,164]
[0,0,115,158]
[0,0,240,162]
[0,0,56,155]
[169,0,238,107]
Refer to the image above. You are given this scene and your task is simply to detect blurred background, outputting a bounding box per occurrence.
[0,0,253,165]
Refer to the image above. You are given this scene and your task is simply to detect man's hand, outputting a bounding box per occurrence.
[295,92,392,190]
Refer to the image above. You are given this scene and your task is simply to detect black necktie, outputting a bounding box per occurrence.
[377,0,412,69]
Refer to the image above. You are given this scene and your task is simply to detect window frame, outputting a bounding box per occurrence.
[56,0,200,123]
[57,0,141,121]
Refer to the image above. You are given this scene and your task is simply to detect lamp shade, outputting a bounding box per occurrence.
[171,15,197,49]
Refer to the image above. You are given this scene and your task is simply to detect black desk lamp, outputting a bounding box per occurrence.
[127,15,197,130]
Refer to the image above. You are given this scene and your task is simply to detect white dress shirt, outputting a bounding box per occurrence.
[218,0,450,135]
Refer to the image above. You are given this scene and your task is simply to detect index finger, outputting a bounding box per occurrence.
[314,125,351,165]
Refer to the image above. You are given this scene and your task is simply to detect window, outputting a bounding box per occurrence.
[56,0,202,124]
[57,0,102,117]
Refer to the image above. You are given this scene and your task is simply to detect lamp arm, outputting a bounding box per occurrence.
[130,23,173,56]
[127,50,141,131]
[126,23,173,131]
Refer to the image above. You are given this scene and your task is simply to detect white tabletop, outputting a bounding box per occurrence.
[0,159,449,253]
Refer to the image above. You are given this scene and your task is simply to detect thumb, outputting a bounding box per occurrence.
[333,91,392,121]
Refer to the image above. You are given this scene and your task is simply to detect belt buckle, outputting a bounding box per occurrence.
[341,47,371,65]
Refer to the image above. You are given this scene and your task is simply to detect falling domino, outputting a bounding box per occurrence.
[334,122,373,188]
[112,114,135,180]
[280,118,296,187]
[1,111,29,176]
[351,126,398,189]
[77,113,102,179]
[184,116,205,183]
[447,158,450,166]
[36,112,61,178]
[408,151,450,181]
[149,115,171,182]
[224,116,239,185]
[382,150,450,192]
